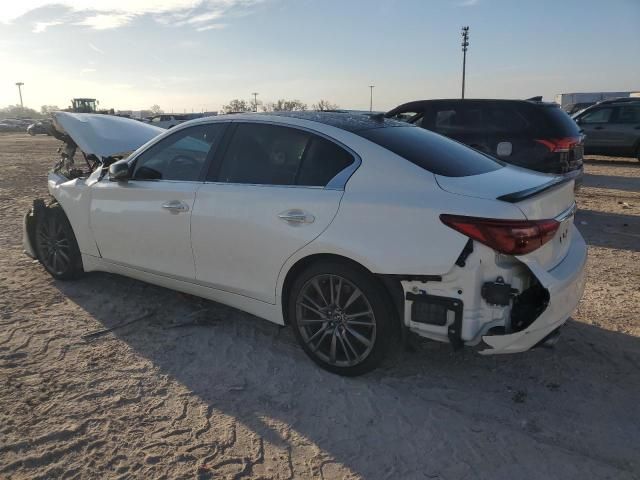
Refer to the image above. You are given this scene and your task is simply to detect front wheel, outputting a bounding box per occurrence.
[34,204,84,280]
[289,262,396,376]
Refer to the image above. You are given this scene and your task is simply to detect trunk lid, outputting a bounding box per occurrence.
[436,166,576,269]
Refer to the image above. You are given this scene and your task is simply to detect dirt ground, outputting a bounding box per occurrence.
[1,133,639,480]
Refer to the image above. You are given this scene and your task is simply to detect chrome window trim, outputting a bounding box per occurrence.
[126,117,362,190]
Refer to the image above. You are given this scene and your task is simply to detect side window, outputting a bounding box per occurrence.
[217,124,311,186]
[435,109,459,129]
[151,116,161,123]
[296,137,354,187]
[389,111,422,123]
[615,106,640,124]
[485,106,530,132]
[132,124,225,181]
[580,108,613,124]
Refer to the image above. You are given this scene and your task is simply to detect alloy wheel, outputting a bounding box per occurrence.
[295,274,377,367]
[36,215,72,277]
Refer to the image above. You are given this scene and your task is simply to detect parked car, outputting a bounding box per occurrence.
[385,99,585,183]
[573,99,640,160]
[27,120,52,136]
[148,114,192,129]
[0,119,25,132]
[564,102,596,115]
[23,111,587,376]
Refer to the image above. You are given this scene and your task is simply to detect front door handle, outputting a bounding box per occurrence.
[594,126,604,130]
[278,209,315,225]
[162,200,190,213]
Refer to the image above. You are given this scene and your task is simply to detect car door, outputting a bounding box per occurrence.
[608,105,640,154]
[577,107,615,149]
[90,123,227,278]
[191,121,355,303]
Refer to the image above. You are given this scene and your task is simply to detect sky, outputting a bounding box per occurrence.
[0,0,639,113]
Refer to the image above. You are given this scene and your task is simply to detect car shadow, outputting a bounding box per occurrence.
[52,272,640,478]
[582,173,640,192]
[583,157,639,168]
[576,209,640,252]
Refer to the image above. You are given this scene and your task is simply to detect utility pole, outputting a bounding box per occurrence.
[461,26,469,99]
[369,85,375,112]
[252,92,259,112]
[15,82,24,110]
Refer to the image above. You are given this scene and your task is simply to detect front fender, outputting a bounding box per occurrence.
[47,172,101,257]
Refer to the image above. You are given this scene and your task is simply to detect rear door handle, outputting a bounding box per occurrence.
[594,126,604,130]
[162,200,190,213]
[278,209,315,225]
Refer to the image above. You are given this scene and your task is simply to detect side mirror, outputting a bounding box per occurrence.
[109,162,130,182]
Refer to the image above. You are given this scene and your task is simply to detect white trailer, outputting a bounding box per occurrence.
[554,92,636,110]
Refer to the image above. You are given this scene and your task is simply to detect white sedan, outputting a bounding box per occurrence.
[24,111,587,375]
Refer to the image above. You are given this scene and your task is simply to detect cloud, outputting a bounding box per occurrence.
[88,42,104,54]
[2,0,264,31]
[457,0,479,6]
[78,13,134,29]
[81,68,97,73]
[32,20,62,32]
[196,23,227,31]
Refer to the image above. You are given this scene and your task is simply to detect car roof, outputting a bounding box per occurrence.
[193,111,411,133]
[386,98,557,115]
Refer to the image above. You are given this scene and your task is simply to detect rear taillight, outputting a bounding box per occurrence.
[535,137,580,153]
[440,215,560,255]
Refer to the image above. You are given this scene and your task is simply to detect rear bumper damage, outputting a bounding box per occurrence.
[480,227,587,354]
[400,225,587,355]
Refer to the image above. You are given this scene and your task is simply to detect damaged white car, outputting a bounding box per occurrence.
[24,111,587,375]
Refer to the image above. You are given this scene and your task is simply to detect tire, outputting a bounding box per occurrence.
[288,261,396,376]
[34,203,84,280]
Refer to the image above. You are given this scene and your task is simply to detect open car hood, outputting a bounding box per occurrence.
[52,112,163,158]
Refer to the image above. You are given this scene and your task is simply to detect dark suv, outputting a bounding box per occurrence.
[385,99,584,180]
[573,98,640,160]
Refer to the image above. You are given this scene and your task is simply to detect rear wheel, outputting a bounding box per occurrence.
[34,204,84,280]
[289,261,396,376]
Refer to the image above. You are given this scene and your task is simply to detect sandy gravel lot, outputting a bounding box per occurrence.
[1,133,639,480]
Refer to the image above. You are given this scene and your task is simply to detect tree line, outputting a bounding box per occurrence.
[221,98,339,114]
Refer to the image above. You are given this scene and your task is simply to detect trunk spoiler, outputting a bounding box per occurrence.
[497,175,574,203]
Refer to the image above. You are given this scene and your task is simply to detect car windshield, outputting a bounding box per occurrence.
[358,126,504,177]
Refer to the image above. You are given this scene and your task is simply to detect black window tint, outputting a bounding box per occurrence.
[536,105,581,136]
[580,108,613,124]
[297,137,354,186]
[615,106,640,123]
[132,124,224,181]
[485,106,529,132]
[435,109,459,128]
[389,111,422,123]
[359,126,503,177]
[218,124,310,185]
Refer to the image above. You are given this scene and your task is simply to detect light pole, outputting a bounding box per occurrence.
[461,26,469,99]
[15,82,24,110]
[369,85,375,112]
[252,92,259,112]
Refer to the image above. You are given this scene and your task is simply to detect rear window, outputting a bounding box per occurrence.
[538,106,581,136]
[359,126,503,177]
